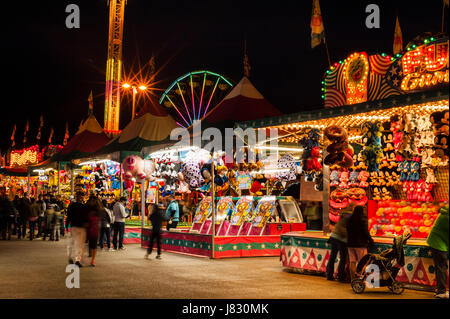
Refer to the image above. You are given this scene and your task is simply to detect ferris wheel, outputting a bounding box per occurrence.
[159,70,233,128]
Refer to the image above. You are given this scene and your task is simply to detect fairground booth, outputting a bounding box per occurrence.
[236,34,449,289]
[139,75,307,258]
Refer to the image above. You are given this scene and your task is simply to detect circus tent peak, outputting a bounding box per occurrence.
[203,76,282,124]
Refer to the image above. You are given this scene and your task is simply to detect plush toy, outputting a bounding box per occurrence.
[330,170,340,187]
[277,154,297,181]
[434,134,448,157]
[122,155,155,182]
[410,161,420,182]
[398,161,409,182]
[314,171,324,191]
[250,174,266,196]
[348,171,359,187]
[381,187,392,200]
[306,147,323,171]
[299,128,322,175]
[372,187,381,200]
[323,125,353,168]
[358,171,369,188]
[369,171,379,186]
[329,189,349,209]
[338,171,349,189]
[347,188,368,206]
[360,122,384,172]
[182,160,204,189]
[425,168,437,184]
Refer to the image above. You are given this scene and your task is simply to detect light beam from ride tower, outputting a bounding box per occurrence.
[104,0,126,137]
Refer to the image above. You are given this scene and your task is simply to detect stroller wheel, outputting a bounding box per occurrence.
[389,282,404,295]
[351,278,365,294]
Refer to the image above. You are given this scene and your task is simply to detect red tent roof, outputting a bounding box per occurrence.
[135,94,169,118]
[59,114,110,156]
[203,76,282,124]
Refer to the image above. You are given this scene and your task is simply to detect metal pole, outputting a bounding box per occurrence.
[70,169,75,197]
[27,172,31,198]
[322,151,330,234]
[57,162,61,195]
[211,153,216,259]
[120,163,124,197]
[131,87,137,121]
[141,180,146,233]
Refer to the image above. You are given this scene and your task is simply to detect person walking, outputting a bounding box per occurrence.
[43,200,56,241]
[86,196,104,266]
[28,198,41,240]
[52,200,62,241]
[99,199,113,251]
[66,192,88,267]
[112,197,128,250]
[17,194,31,239]
[326,203,354,282]
[165,195,180,231]
[427,204,449,299]
[36,195,46,238]
[145,205,167,259]
[346,205,374,281]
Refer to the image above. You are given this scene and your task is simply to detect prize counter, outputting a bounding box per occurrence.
[280,231,448,289]
[141,195,306,258]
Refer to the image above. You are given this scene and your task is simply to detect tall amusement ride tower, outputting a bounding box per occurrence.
[104,0,126,136]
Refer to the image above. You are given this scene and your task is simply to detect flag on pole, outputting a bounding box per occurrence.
[63,122,69,145]
[88,91,94,115]
[393,16,403,55]
[311,0,325,48]
[23,120,29,144]
[48,127,54,144]
[243,52,251,78]
[149,54,156,75]
[11,124,16,148]
[36,115,44,141]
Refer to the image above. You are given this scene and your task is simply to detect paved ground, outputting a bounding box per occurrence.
[0,236,436,299]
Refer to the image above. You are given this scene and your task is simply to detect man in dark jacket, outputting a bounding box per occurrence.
[17,193,31,240]
[66,192,88,267]
[0,187,16,240]
[144,205,167,260]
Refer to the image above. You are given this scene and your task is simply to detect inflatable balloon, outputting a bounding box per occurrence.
[122,155,156,182]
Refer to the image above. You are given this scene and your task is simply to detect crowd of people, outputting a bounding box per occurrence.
[0,187,66,241]
[0,186,131,267]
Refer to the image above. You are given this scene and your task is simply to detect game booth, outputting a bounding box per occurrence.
[135,145,307,258]
[236,34,449,289]
[142,195,305,258]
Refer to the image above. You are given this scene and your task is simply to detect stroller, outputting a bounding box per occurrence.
[351,232,412,295]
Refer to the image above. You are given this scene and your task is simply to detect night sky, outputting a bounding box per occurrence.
[1,0,447,152]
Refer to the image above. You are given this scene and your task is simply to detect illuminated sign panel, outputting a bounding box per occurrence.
[400,40,449,91]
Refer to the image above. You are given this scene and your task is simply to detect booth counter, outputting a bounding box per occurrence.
[280,231,448,289]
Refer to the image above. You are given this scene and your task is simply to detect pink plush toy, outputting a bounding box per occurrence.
[358,171,370,188]
[338,171,349,189]
[122,155,156,182]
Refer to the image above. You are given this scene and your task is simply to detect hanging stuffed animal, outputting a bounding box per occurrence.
[276,154,297,181]
[299,128,322,180]
[122,155,156,182]
[323,125,353,168]
[182,160,205,189]
[360,122,384,172]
